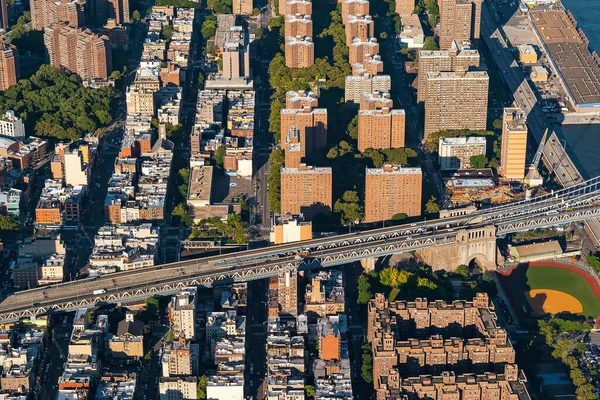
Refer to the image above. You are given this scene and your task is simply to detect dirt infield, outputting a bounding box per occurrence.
[526,289,583,315]
[498,261,600,320]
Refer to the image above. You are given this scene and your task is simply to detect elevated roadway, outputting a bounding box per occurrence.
[2,176,600,323]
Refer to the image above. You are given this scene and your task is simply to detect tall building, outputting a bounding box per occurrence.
[439,0,483,50]
[285,14,313,38]
[278,266,298,316]
[357,108,405,152]
[417,45,480,102]
[438,136,486,171]
[44,24,112,80]
[222,27,250,79]
[0,43,19,91]
[353,54,384,76]
[108,0,130,24]
[499,107,527,181]
[232,0,253,15]
[169,289,197,340]
[280,164,333,218]
[345,74,391,103]
[31,0,86,31]
[349,37,379,65]
[423,71,488,140]
[360,91,393,110]
[286,90,318,109]
[282,0,311,15]
[341,0,369,24]
[64,149,88,186]
[0,111,25,139]
[0,0,8,30]
[364,164,422,222]
[285,36,314,68]
[345,15,374,46]
[280,107,327,168]
[396,0,415,16]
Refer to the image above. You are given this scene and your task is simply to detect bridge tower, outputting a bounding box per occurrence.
[416,225,497,271]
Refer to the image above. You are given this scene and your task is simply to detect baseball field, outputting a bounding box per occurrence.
[499,262,600,319]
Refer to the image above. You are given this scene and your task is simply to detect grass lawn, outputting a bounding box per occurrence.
[505,265,600,319]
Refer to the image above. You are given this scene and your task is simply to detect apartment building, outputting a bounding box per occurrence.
[396,0,415,16]
[360,91,393,110]
[357,108,405,152]
[0,0,7,29]
[161,335,199,377]
[345,15,374,46]
[423,71,488,140]
[364,164,422,222]
[286,90,318,109]
[169,289,196,340]
[233,0,253,15]
[270,213,312,244]
[285,36,314,68]
[417,45,480,102]
[158,377,197,400]
[282,0,312,15]
[341,0,369,24]
[349,37,379,65]
[438,0,483,50]
[499,107,527,181]
[44,24,112,80]
[285,14,313,38]
[278,266,298,316]
[31,0,86,30]
[280,164,332,218]
[305,270,345,319]
[280,107,327,168]
[376,366,531,400]
[0,43,19,91]
[438,136,487,171]
[353,54,384,76]
[222,27,250,80]
[108,0,130,25]
[345,74,391,104]
[0,111,25,139]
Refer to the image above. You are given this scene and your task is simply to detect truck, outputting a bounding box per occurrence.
[92,289,106,295]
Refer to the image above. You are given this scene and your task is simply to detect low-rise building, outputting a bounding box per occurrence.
[269,214,312,244]
[438,136,487,171]
[108,312,145,358]
[305,270,345,319]
[158,377,197,400]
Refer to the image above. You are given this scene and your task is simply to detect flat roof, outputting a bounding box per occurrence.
[511,240,562,258]
[188,166,213,203]
[531,10,600,105]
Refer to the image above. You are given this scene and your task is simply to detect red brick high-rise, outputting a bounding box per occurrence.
[44,24,112,80]
[439,0,483,50]
[0,43,20,91]
[280,107,327,168]
[364,164,422,222]
[280,164,332,219]
[108,0,130,24]
[341,0,369,24]
[31,0,86,30]
[285,14,313,38]
[357,108,405,152]
[285,36,314,68]
[345,14,374,46]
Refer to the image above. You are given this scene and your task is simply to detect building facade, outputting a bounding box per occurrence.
[438,136,486,171]
[280,164,332,218]
[499,107,527,181]
[285,36,314,68]
[357,108,405,152]
[0,43,19,91]
[280,107,327,168]
[438,0,483,50]
[364,164,422,222]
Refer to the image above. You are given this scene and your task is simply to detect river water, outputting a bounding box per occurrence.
[550,0,600,179]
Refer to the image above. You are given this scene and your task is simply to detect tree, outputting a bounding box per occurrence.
[214,146,226,169]
[455,265,469,278]
[304,385,315,399]
[423,36,439,50]
[586,254,600,272]
[256,28,264,38]
[268,149,284,213]
[172,203,193,226]
[201,17,217,39]
[334,190,362,225]
[470,154,488,169]
[132,10,141,21]
[361,345,373,383]
[167,330,176,342]
[179,168,190,184]
[391,213,407,221]
[161,25,174,42]
[425,195,440,214]
[357,275,372,304]
[0,215,18,230]
[493,118,503,131]
[197,376,208,399]
[380,268,413,287]
[346,114,359,140]
[252,7,260,15]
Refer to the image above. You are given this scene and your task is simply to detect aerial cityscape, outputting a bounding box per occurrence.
[0,0,599,399]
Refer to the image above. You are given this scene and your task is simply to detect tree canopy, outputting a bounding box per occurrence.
[0,215,18,231]
[425,129,495,152]
[0,66,118,141]
[334,190,362,225]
